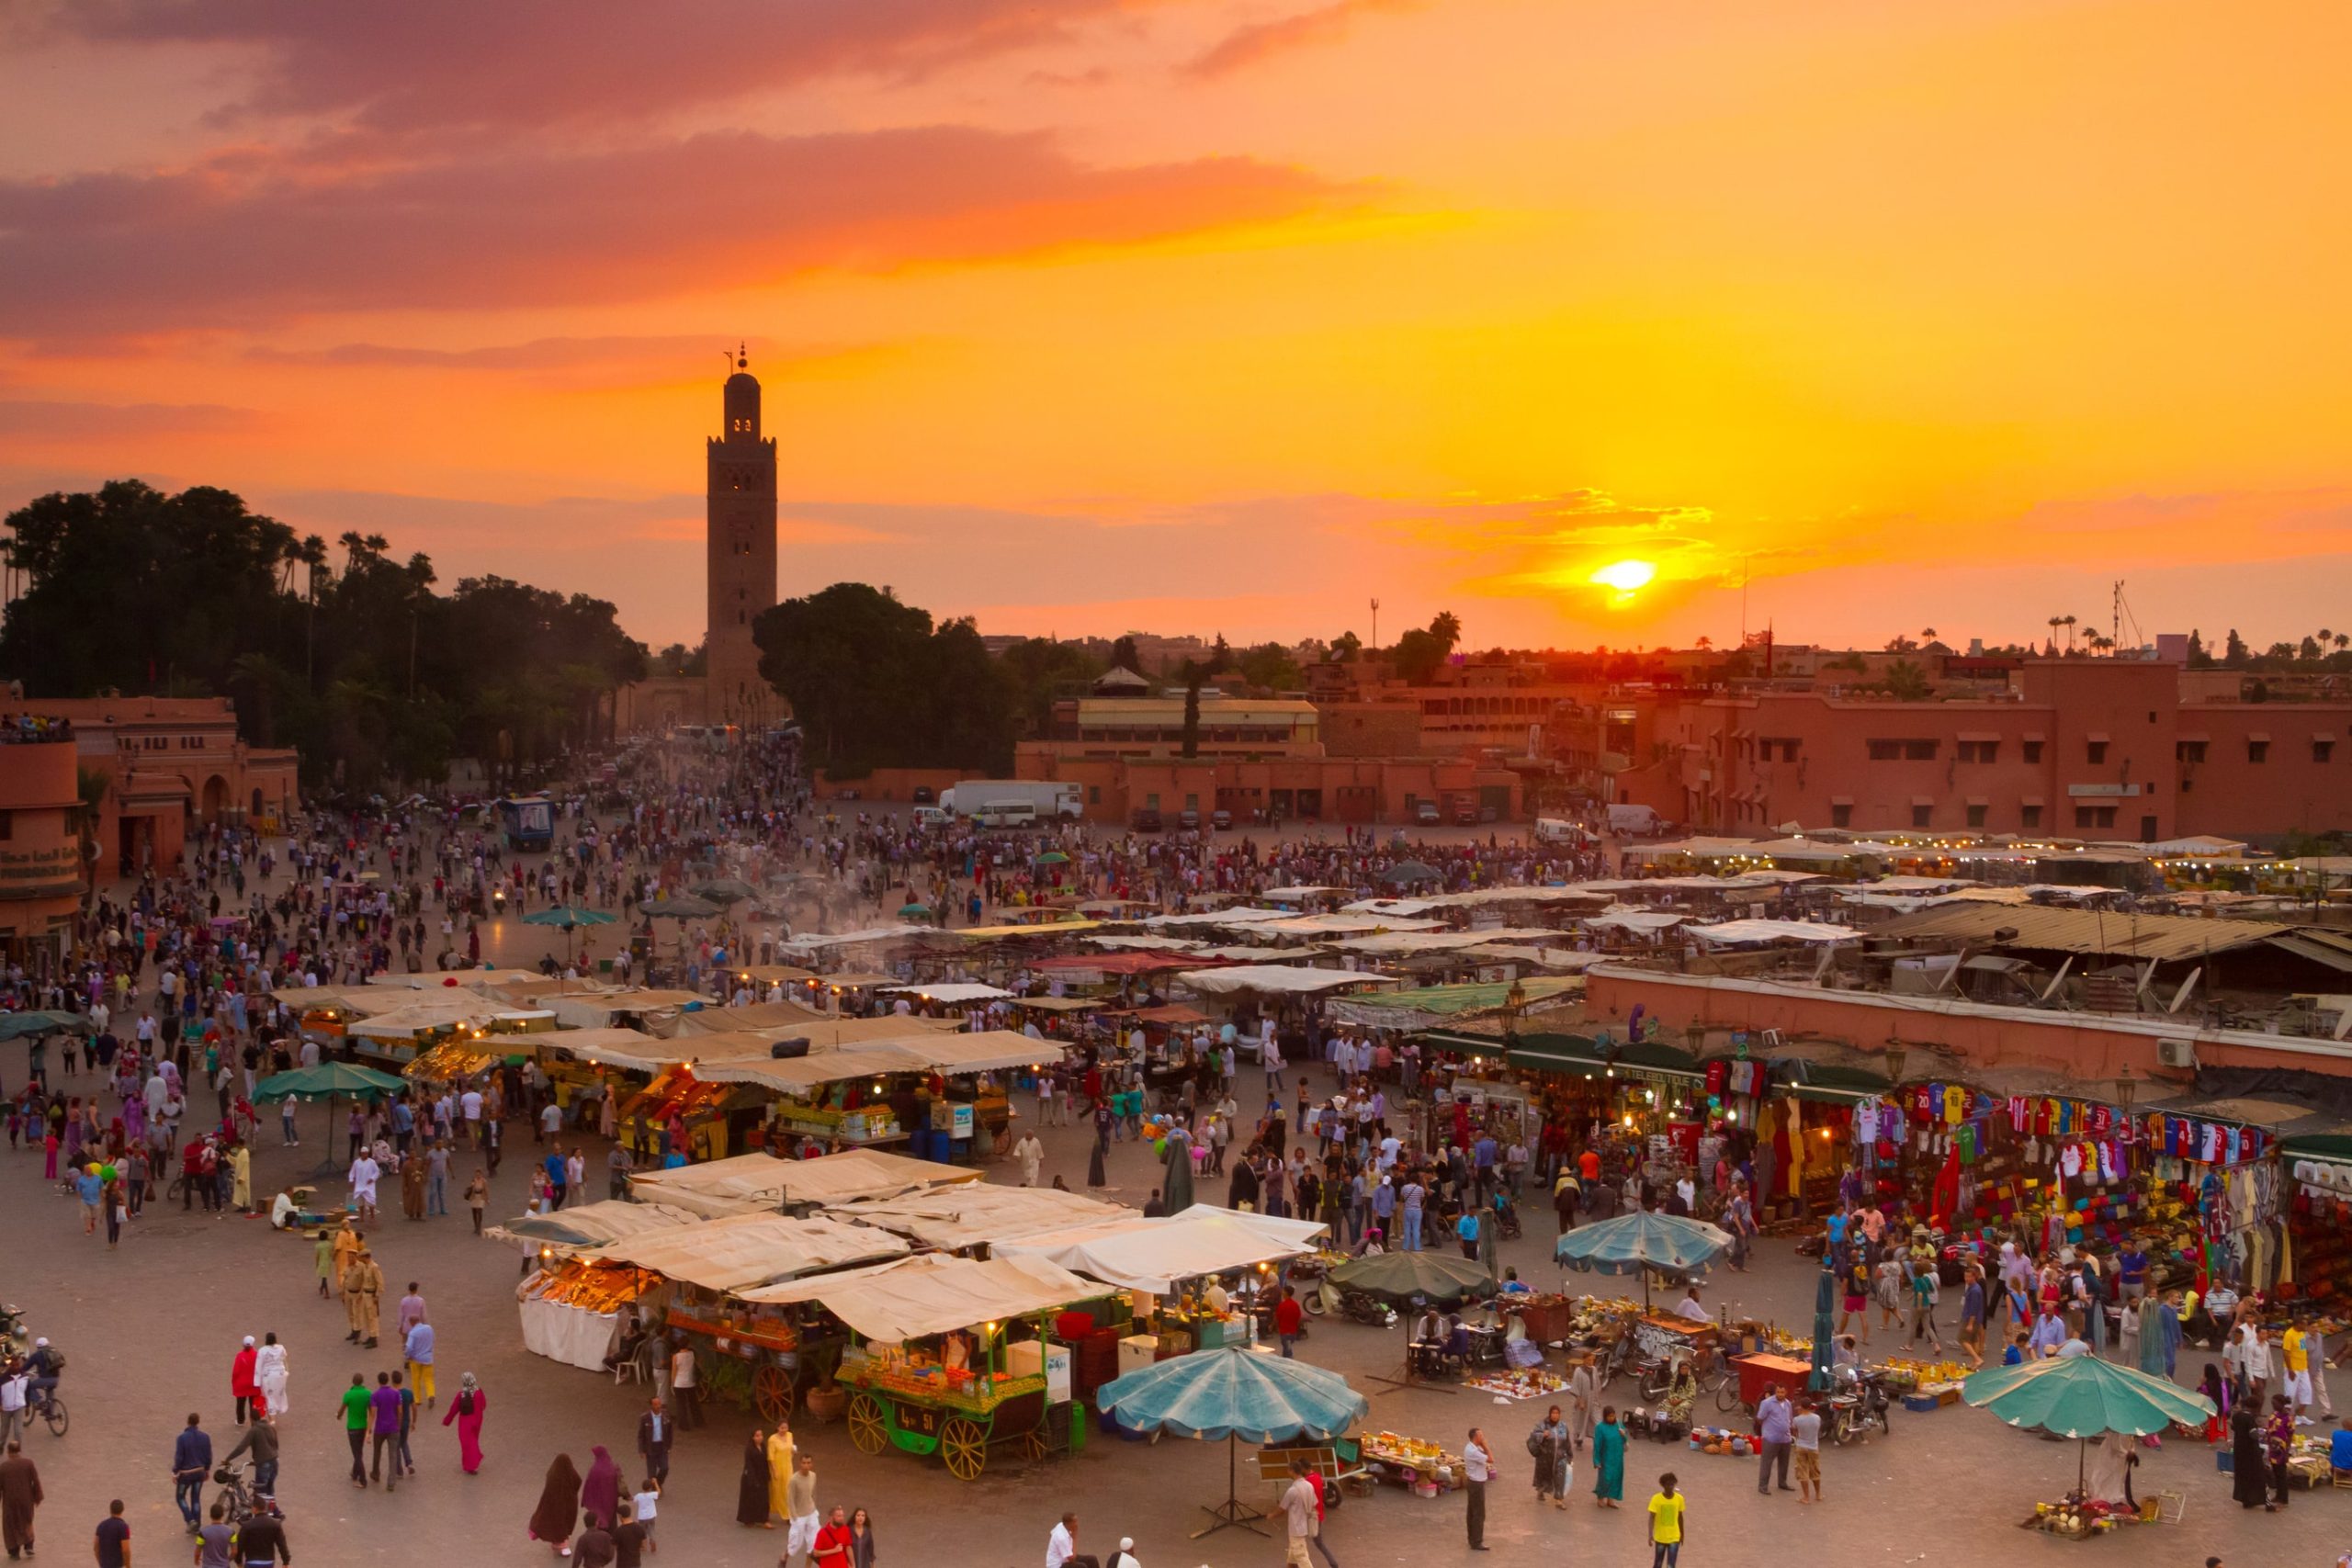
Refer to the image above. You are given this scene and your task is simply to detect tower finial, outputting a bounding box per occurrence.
[737,340,748,371]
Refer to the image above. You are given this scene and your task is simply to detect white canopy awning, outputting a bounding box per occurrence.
[1177,965,1393,998]
[628,1148,980,1219]
[826,1186,1132,1250]
[582,1213,909,1292]
[876,982,1013,1004]
[1688,919,1862,945]
[992,1206,1324,1294]
[736,1252,1100,1342]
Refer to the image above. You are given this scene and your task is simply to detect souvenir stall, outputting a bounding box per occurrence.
[619,1064,775,1160]
[2284,1131,2352,1309]
[585,1212,912,1425]
[744,1252,1105,1479]
[628,1145,981,1221]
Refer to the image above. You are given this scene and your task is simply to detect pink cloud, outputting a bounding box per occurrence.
[1186,0,1415,78]
[0,399,263,439]
[49,0,1151,133]
[0,128,1357,337]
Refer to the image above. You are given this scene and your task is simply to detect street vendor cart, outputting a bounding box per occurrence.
[741,1252,1100,1482]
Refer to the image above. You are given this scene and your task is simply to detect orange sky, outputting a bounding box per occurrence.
[4,0,2348,654]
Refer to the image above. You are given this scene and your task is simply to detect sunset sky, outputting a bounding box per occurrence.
[4,0,2348,654]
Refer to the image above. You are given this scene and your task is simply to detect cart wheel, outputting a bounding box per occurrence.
[1018,1430,1047,1462]
[940,1416,986,1481]
[753,1365,796,1426]
[847,1394,887,1456]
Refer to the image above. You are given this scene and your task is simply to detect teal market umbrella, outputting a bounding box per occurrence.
[522,904,617,964]
[1808,1265,1838,1392]
[640,896,720,919]
[255,1062,410,1176]
[898,902,932,919]
[1099,1346,1369,1538]
[1555,1211,1732,1309]
[1379,861,1440,886]
[690,877,758,903]
[1961,1354,2214,1494]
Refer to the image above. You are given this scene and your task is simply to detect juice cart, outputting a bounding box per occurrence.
[738,1251,1100,1483]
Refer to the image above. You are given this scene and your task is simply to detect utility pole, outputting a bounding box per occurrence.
[1370,598,1380,654]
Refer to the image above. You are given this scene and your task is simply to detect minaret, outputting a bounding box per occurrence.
[707,344,778,725]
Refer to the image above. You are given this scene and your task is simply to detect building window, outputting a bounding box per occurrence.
[1867,739,1932,761]
[2022,740,2043,763]
[1758,738,1800,762]
[1905,739,1936,760]
[1911,803,1931,828]
[2316,739,2336,763]
[2247,739,2269,763]
[2021,804,2042,829]
[1956,740,1998,763]
[2176,740,2207,763]
[2086,740,2109,764]
[2074,805,2118,829]
[1966,803,1987,828]
[0,810,12,840]
[1830,804,1852,829]
[2180,776,2194,793]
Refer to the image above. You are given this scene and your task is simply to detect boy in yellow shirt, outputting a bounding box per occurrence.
[1647,1471,1687,1567]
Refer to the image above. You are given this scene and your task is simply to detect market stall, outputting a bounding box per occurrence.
[519,1259,665,1371]
[628,1147,981,1220]
[743,1252,1102,1480]
[823,1185,1132,1255]
[486,1198,702,1260]
[587,1213,914,1423]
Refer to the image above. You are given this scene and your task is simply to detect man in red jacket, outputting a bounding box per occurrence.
[1274,1284,1305,1358]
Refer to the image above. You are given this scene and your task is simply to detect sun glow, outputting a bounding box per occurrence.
[1589,559,1657,597]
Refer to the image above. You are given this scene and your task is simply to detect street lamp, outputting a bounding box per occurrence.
[2115,1066,2136,1112]
[1883,1043,1908,1088]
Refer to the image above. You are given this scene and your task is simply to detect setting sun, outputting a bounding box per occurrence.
[1589,559,1658,596]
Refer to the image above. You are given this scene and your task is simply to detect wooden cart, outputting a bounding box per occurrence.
[839,1365,1050,1481]
[665,1303,842,1427]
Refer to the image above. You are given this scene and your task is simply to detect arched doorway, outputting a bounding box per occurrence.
[200,774,230,823]
[251,786,264,817]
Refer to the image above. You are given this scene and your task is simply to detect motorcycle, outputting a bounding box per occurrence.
[491,885,508,914]
[1826,1371,1894,1444]
[1320,1283,1396,1327]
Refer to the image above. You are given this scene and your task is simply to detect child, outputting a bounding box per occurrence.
[314,1229,336,1299]
[631,1476,660,1551]
[1647,1471,1687,1568]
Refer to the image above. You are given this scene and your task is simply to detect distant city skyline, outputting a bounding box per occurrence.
[3,3,2346,650]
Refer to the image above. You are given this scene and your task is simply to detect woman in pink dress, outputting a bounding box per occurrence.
[441,1371,487,1473]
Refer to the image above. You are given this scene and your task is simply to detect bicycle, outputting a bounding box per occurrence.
[33,1393,65,1438]
[211,1463,266,1524]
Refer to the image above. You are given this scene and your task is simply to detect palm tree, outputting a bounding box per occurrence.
[1178,637,1232,759]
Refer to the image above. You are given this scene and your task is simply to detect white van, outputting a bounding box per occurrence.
[912,806,953,829]
[971,800,1038,830]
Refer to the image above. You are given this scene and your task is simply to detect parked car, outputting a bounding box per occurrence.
[1210,808,1233,830]
[1131,807,1164,832]
[1414,800,1442,827]
[911,785,934,803]
[1178,808,1201,831]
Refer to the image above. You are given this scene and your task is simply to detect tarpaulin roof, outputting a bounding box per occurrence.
[1030,953,1205,975]
[876,982,1013,1003]
[735,1252,1101,1342]
[628,1148,980,1219]
[582,1213,910,1292]
[1177,965,1392,998]
[1688,919,1861,945]
[1325,976,1580,1029]
[485,1199,702,1257]
[1877,905,2346,967]
[344,997,503,1037]
[1584,908,1688,933]
[989,1207,1324,1294]
[1100,1003,1214,1026]
[827,1186,1132,1250]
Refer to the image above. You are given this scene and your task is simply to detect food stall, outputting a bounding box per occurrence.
[628,1146,982,1221]
[584,1213,911,1424]
[518,1260,665,1371]
[404,1037,505,1086]
[742,1252,1102,1479]
[486,1198,703,1262]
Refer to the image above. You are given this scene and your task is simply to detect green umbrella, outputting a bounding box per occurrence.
[1808,1265,1838,1392]
[255,1062,411,1177]
[640,896,720,919]
[691,877,758,903]
[1380,861,1441,886]
[521,906,616,930]
[0,1011,80,1042]
[898,902,932,919]
[1032,851,1070,865]
[1961,1351,2214,1494]
[1327,1249,1494,1305]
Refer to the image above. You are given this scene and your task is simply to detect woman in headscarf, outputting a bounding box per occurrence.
[1589,1404,1625,1508]
[527,1451,582,1554]
[765,1426,795,1524]
[736,1428,773,1528]
[2228,1403,2267,1509]
[580,1444,622,1532]
[442,1372,487,1474]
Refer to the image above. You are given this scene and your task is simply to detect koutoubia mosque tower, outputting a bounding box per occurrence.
[706,347,779,725]
[616,348,784,732]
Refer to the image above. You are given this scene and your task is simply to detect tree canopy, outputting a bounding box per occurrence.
[752,582,1013,776]
[0,479,646,791]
